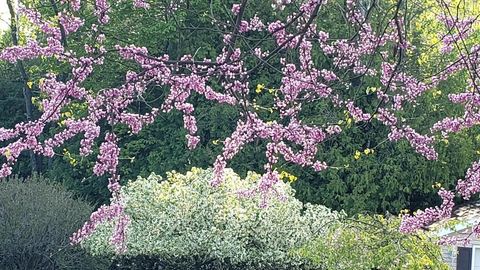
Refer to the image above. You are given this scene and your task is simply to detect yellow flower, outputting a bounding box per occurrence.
[212,140,220,145]
[363,148,373,155]
[365,87,377,94]
[4,148,11,158]
[27,81,33,89]
[354,150,361,160]
[432,90,442,98]
[418,255,433,266]
[432,182,442,189]
[279,170,298,182]
[69,158,78,166]
[255,84,265,94]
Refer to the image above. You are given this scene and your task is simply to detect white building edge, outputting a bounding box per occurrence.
[430,201,480,270]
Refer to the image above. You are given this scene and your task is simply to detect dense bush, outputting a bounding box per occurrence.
[82,167,341,269]
[294,214,449,270]
[0,175,109,270]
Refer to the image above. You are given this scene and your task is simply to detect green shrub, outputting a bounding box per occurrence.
[0,175,109,270]
[294,214,449,270]
[82,167,341,269]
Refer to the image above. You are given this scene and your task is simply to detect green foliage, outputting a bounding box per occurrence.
[0,62,33,177]
[82,167,341,270]
[45,157,112,207]
[294,214,449,270]
[2,0,479,217]
[291,127,479,214]
[0,175,109,270]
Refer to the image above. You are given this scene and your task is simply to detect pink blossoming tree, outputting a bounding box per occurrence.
[1,0,479,250]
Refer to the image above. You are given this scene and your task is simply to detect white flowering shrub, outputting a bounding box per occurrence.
[82,167,341,269]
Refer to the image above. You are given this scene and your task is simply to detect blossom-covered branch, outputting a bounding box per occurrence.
[1,0,480,251]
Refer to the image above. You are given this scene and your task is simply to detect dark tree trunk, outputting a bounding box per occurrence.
[7,0,38,174]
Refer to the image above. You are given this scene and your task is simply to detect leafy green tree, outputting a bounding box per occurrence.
[294,214,449,270]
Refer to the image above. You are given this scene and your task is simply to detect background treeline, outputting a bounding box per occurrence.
[0,0,478,215]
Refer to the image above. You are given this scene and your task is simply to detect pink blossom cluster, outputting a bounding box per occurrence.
[61,0,82,11]
[111,213,130,253]
[59,13,84,34]
[438,15,476,54]
[93,133,119,177]
[133,0,150,9]
[94,0,110,24]
[346,101,371,122]
[211,112,339,203]
[399,189,454,233]
[271,0,292,11]
[388,126,438,161]
[70,203,126,246]
[237,17,266,33]
[456,161,480,200]
[231,4,241,15]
